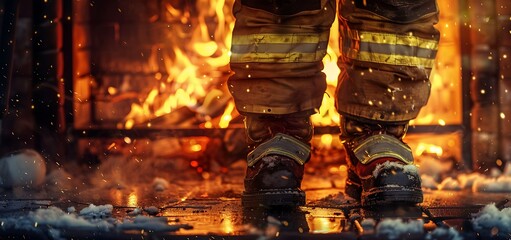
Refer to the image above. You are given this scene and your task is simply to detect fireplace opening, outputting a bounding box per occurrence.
[70,0,470,172]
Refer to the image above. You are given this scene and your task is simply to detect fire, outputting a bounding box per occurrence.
[122,0,235,129]
[415,143,444,158]
[221,212,235,234]
[119,0,461,168]
[120,0,342,129]
[219,101,235,128]
[127,191,138,207]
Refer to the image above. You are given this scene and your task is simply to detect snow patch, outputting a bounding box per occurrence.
[504,163,511,176]
[128,207,142,216]
[376,218,424,239]
[0,205,191,237]
[372,161,418,178]
[360,218,376,234]
[118,215,191,232]
[418,162,511,192]
[490,168,502,178]
[79,204,113,219]
[472,175,511,192]
[421,174,438,190]
[417,155,453,181]
[403,164,419,175]
[144,206,160,215]
[26,206,112,230]
[67,206,76,213]
[152,177,170,192]
[438,177,461,191]
[426,227,463,240]
[262,156,278,168]
[457,172,482,189]
[0,149,47,188]
[472,203,511,237]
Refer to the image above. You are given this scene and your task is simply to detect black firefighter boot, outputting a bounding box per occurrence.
[241,114,313,208]
[340,115,423,206]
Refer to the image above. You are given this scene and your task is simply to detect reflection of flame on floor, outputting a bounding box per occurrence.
[221,212,235,234]
[128,191,138,207]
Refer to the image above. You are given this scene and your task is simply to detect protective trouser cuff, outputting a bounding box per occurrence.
[247,133,310,167]
[353,134,413,165]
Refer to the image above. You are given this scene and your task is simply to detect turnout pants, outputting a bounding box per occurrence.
[228,0,440,123]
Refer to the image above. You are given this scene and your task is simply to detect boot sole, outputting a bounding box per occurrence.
[242,189,305,208]
[362,187,423,206]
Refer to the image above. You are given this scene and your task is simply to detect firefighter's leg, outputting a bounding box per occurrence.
[337,0,440,206]
[228,0,336,207]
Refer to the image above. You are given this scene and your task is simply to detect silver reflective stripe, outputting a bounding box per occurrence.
[231,41,329,54]
[247,133,311,167]
[342,30,439,68]
[230,32,330,63]
[353,134,414,165]
[359,42,438,59]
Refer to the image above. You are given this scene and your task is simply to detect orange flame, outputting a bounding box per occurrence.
[122,0,235,129]
[120,0,461,152]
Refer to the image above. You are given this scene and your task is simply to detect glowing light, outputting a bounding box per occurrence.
[128,192,138,207]
[311,217,335,233]
[496,159,503,167]
[221,212,234,234]
[193,41,218,57]
[219,101,235,128]
[320,134,333,147]
[124,137,132,144]
[155,72,163,80]
[125,119,135,129]
[107,87,118,95]
[415,143,443,157]
[190,160,199,168]
[181,191,193,202]
[190,144,202,152]
[107,142,116,150]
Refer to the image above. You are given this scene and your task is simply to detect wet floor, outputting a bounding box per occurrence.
[1,157,510,239]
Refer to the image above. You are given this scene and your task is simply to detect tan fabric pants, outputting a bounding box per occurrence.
[228,0,440,122]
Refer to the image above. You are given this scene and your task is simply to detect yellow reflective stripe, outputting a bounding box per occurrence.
[358,31,438,50]
[355,51,435,68]
[231,51,327,63]
[232,32,330,45]
[230,31,330,63]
